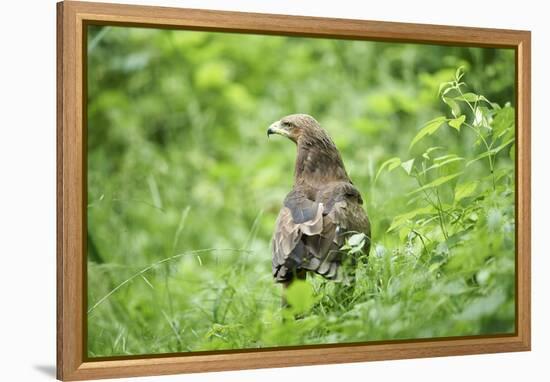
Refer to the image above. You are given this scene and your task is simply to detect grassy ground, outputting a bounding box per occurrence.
[86,26,515,357]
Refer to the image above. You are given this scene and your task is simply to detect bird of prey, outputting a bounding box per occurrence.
[267,114,371,288]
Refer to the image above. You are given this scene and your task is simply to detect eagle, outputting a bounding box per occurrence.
[267,114,371,288]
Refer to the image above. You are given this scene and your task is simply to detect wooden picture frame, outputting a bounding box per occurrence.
[57,1,531,380]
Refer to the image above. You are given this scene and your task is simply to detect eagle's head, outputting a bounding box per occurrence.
[267,114,326,144]
[267,113,348,183]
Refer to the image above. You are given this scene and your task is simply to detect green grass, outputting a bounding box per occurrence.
[86,26,515,357]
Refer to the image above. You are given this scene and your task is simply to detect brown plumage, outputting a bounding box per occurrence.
[267,114,371,286]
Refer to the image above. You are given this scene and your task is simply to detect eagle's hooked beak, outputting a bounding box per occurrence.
[267,121,290,138]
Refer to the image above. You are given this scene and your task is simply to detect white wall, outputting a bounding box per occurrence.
[0,0,547,381]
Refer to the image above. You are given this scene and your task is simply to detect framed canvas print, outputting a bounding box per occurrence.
[57,1,531,380]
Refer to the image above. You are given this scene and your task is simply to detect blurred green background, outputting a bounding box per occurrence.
[86,25,516,357]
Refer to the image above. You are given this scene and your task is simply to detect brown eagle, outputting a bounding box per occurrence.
[267,114,371,288]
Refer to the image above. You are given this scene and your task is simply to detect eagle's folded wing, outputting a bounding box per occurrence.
[271,189,357,281]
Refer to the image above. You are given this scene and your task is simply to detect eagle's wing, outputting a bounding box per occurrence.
[272,185,368,282]
[271,190,324,281]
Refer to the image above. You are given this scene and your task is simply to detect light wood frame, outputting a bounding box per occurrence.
[57,1,531,380]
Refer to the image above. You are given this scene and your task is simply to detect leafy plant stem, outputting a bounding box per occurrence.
[464,122,496,189]
[434,189,449,240]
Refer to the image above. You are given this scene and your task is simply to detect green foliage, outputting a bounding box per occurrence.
[410,116,448,149]
[371,71,515,339]
[285,280,316,316]
[86,25,515,357]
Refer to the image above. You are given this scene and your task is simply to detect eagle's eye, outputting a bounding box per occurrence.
[281,121,291,128]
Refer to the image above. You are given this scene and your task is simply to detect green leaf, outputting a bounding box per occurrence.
[454,181,478,202]
[348,233,366,248]
[449,115,466,131]
[466,151,491,167]
[401,159,415,175]
[388,159,402,171]
[409,117,448,149]
[375,157,401,181]
[387,206,434,232]
[456,291,506,320]
[408,172,463,195]
[455,66,465,82]
[473,107,483,127]
[473,106,491,128]
[466,138,515,167]
[420,155,464,175]
[398,226,410,242]
[442,96,461,118]
[285,280,315,315]
[493,106,515,139]
[429,262,442,273]
[438,81,454,96]
[476,269,491,285]
[433,154,462,163]
[454,92,480,102]
[422,146,444,160]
